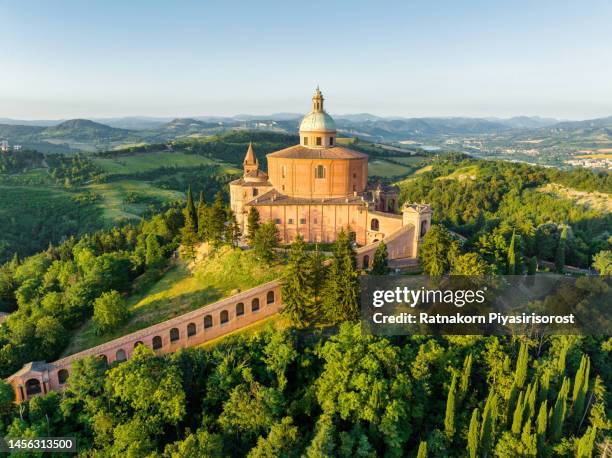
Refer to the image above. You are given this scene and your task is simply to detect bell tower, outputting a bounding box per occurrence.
[243,142,259,175]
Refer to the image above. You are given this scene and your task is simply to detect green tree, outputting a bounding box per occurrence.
[371,241,389,274]
[197,192,210,242]
[555,226,568,273]
[93,290,129,335]
[246,207,261,245]
[224,209,241,248]
[305,414,336,458]
[180,187,199,261]
[536,400,547,451]
[480,391,497,456]
[252,221,279,265]
[507,230,517,274]
[451,252,489,276]
[419,224,458,276]
[416,440,427,458]
[282,235,314,328]
[209,192,227,248]
[527,255,538,275]
[144,233,164,268]
[247,416,299,458]
[467,408,479,458]
[572,355,590,427]
[576,426,597,458]
[459,353,473,399]
[550,376,569,441]
[323,230,360,323]
[35,316,67,357]
[163,429,224,458]
[515,342,529,389]
[592,250,612,275]
[306,245,326,316]
[444,373,457,440]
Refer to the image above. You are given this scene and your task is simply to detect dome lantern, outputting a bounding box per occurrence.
[299,87,337,148]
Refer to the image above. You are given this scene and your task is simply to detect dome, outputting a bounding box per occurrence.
[299,110,336,133]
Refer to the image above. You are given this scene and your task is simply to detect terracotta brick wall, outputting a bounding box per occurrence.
[8,280,282,402]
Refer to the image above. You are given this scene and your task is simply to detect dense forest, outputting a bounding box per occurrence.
[398,155,611,271]
[0,327,608,457]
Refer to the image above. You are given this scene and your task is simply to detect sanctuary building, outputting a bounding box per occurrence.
[230,88,431,266]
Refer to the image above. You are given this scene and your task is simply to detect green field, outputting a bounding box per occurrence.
[368,159,412,177]
[85,180,184,222]
[92,151,221,174]
[391,156,431,167]
[62,246,284,356]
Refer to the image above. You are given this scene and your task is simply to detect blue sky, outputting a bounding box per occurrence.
[1,0,611,119]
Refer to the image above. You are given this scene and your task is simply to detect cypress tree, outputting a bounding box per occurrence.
[323,230,359,323]
[460,353,473,399]
[558,339,570,374]
[416,441,427,458]
[527,255,537,275]
[515,342,529,389]
[576,426,597,458]
[572,355,590,428]
[185,186,198,232]
[282,235,314,328]
[539,370,550,403]
[536,400,547,450]
[371,241,389,274]
[307,245,326,316]
[444,373,457,440]
[555,226,568,273]
[224,209,241,248]
[246,206,261,245]
[467,408,479,458]
[520,419,537,456]
[511,391,525,435]
[526,381,538,422]
[180,186,199,261]
[197,192,209,241]
[507,229,517,274]
[480,391,496,456]
[209,191,227,247]
[550,377,569,441]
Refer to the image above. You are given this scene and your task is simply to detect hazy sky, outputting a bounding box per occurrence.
[1,0,611,120]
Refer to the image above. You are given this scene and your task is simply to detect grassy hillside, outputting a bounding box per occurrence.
[62,246,284,356]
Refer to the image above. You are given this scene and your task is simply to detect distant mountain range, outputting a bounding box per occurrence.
[0,114,611,154]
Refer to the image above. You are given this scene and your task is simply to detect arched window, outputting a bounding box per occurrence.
[220,310,229,324]
[316,137,322,146]
[252,298,260,312]
[315,165,325,179]
[204,315,213,329]
[267,291,275,305]
[116,349,127,362]
[134,341,144,349]
[170,328,180,342]
[420,220,428,237]
[281,165,287,178]
[370,219,379,231]
[152,336,162,350]
[236,302,245,316]
[330,137,334,146]
[303,137,308,146]
[58,369,69,385]
[25,379,41,396]
[363,255,370,269]
[187,323,196,337]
